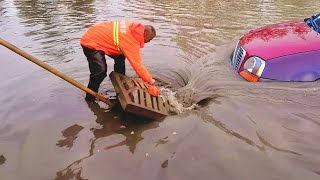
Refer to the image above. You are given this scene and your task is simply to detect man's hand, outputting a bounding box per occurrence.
[149,78,155,85]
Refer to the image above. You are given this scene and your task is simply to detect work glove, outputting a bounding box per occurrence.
[147,85,160,96]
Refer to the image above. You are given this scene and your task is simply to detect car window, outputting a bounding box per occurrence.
[305,13,320,33]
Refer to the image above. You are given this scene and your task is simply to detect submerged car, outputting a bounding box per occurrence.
[232,14,320,82]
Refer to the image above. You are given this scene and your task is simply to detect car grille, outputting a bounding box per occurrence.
[232,43,246,70]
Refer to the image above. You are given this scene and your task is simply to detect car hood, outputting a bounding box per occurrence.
[239,21,320,60]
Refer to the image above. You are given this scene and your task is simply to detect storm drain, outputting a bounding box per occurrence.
[109,72,170,119]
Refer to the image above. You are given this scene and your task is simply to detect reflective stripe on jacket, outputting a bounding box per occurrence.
[80,21,152,83]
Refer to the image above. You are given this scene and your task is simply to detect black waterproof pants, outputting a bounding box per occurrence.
[82,45,125,101]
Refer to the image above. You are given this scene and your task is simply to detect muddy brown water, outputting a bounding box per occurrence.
[1,0,320,180]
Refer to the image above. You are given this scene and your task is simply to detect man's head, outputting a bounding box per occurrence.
[144,25,156,43]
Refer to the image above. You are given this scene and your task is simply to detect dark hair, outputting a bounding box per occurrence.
[150,26,156,36]
[145,25,156,36]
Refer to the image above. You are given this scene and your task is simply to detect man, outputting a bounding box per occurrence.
[80,21,156,101]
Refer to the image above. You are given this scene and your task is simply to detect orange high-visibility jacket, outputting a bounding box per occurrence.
[80,21,152,83]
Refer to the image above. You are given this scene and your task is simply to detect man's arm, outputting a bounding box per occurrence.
[122,44,153,83]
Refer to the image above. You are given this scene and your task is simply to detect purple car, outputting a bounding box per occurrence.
[232,14,320,82]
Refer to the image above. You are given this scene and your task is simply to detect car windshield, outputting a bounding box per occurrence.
[305,13,320,33]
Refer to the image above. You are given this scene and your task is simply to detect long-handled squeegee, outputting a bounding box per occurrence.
[0,38,169,119]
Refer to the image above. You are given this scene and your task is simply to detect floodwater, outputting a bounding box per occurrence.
[1,0,320,179]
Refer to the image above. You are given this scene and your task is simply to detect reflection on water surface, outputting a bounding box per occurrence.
[0,0,320,179]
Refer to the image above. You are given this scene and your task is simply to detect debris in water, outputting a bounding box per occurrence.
[0,155,6,165]
[155,138,169,147]
[170,152,176,159]
[120,125,126,129]
[131,131,134,135]
[145,153,149,157]
[172,132,178,135]
[161,160,169,168]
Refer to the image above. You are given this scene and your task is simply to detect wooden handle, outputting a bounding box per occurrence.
[0,38,113,106]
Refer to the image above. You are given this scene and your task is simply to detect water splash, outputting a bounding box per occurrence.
[160,87,199,114]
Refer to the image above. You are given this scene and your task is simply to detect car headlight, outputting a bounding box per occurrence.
[243,56,266,77]
[239,56,266,82]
